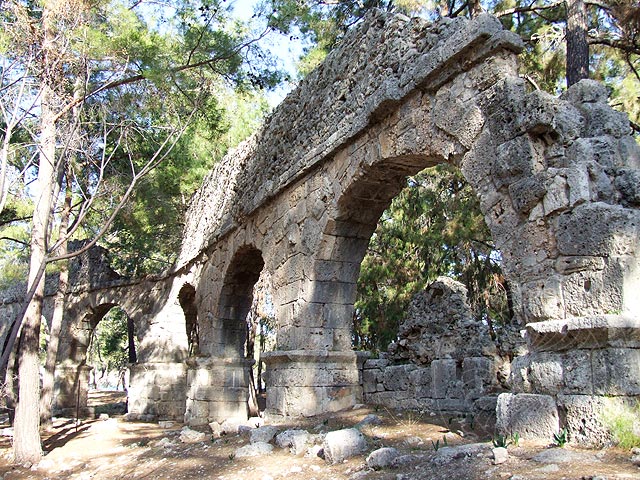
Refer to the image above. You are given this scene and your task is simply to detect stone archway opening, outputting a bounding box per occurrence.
[55,303,137,417]
[178,284,199,357]
[352,162,513,354]
[87,305,137,390]
[185,245,272,424]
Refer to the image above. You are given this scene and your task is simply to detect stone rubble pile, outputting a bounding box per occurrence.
[363,277,522,420]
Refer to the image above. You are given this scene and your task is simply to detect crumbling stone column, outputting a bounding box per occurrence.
[482,80,640,445]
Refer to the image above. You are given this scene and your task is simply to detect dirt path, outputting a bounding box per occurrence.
[0,395,638,480]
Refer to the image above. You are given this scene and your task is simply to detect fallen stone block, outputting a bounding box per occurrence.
[366,447,400,469]
[323,428,368,463]
[235,441,274,457]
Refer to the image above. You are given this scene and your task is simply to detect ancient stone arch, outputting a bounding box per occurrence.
[146,10,637,433]
[1,10,637,443]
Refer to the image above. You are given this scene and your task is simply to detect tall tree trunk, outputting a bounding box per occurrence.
[13,1,59,462]
[39,169,72,428]
[13,87,56,464]
[566,0,589,86]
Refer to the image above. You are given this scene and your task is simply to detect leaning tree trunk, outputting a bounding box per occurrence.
[13,1,60,460]
[566,0,589,86]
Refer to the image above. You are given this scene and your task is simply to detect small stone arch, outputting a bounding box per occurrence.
[54,302,137,416]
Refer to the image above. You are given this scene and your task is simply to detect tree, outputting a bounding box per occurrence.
[1,0,278,463]
[566,0,589,85]
[353,165,509,351]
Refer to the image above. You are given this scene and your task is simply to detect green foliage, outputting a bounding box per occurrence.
[353,164,510,351]
[552,427,569,447]
[492,433,512,448]
[87,308,132,377]
[431,438,441,451]
[602,400,640,449]
[510,431,520,447]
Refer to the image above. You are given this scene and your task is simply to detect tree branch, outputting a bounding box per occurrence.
[52,27,272,124]
[494,0,565,18]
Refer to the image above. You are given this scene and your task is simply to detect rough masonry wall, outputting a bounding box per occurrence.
[177,12,521,267]
[362,278,519,420]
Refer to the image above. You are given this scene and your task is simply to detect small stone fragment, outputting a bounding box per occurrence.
[235,441,274,457]
[366,447,400,469]
[179,426,207,443]
[492,447,508,465]
[323,428,368,464]
[250,426,279,444]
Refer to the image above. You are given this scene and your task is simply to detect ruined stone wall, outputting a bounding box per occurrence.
[362,278,521,421]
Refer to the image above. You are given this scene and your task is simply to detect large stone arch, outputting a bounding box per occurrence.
[31,10,635,443]
[172,11,639,434]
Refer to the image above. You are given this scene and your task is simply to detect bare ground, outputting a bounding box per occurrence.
[0,391,638,480]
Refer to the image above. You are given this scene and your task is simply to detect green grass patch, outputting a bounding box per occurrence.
[602,399,640,449]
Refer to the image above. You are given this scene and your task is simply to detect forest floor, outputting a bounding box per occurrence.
[0,391,638,480]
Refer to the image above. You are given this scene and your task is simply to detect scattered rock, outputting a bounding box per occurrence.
[275,429,311,454]
[1,427,14,437]
[123,413,138,422]
[532,448,600,464]
[391,454,423,468]
[356,414,382,428]
[209,421,222,437]
[250,426,279,444]
[631,454,640,466]
[323,428,368,464]
[493,447,508,465]
[99,413,109,421]
[431,443,489,466]
[220,419,242,435]
[158,421,174,429]
[138,414,155,422]
[156,437,174,448]
[366,447,400,469]
[238,425,253,436]
[403,436,423,447]
[179,426,207,443]
[235,441,274,457]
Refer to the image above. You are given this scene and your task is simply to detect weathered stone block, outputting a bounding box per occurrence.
[556,203,639,257]
[383,364,412,391]
[462,357,493,399]
[556,394,613,447]
[508,174,546,214]
[362,369,380,394]
[592,348,640,396]
[496,393,559,440]
[432,359,458,399]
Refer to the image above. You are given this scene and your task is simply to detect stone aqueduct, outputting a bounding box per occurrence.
[2,11,639,440]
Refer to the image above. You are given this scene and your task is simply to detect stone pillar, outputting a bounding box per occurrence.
[183,356,252,425]
[498,315,640,445]
[128,362,188,420]
[53,363,93,417]
[262,350,365,419]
